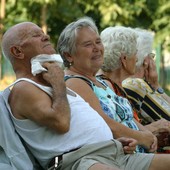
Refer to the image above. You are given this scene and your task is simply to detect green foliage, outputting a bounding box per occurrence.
[151,0,170,50]
[1,0,170,50]
[1,0,170,87]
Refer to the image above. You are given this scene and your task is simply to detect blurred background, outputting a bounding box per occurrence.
[0,0,170,92]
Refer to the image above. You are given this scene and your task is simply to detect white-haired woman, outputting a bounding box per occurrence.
[98,26,170,150]
[58,17,157,154]
[123,28,170,124]
[98,26,140,121]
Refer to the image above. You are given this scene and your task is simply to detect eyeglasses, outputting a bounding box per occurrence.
[148,53,155,59]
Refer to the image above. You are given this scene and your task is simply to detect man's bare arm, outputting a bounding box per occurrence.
[9,63,70,133]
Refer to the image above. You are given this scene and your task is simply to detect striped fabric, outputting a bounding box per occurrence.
[123,78,170,124]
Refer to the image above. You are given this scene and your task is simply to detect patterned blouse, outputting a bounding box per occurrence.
[98,75,141,122]
[65,75,146,153]
[123,78,170,124]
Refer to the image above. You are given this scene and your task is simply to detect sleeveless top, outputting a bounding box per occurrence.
[98,74,141,122]
[7,78,113,168]
[65,75,146,153]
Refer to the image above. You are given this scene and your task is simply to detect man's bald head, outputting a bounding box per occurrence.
[2,22,38,61]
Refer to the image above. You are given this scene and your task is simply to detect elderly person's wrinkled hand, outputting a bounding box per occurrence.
[117,137,137,154]
[144,57,159,89]
[42,62,65,87]
[139,130,158,153]
[148,135,158,153]
[150,119,170,148]
[151,118,170,133]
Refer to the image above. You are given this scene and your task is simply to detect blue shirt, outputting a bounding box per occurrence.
[65,75,146,153]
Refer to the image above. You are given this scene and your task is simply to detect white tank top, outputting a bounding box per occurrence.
[8,78,113,168]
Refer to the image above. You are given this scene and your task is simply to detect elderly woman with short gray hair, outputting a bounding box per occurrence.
[58,17,157,154]
[98,26,170,150]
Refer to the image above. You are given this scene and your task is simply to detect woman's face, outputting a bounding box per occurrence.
[69,27,104,75]
[135,53,155,78]
[123,53,137,76]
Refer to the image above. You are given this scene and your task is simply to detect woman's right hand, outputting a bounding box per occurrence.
[144,57,159,89]
[139,130,158,152]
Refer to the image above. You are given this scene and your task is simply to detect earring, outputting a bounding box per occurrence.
[69,62,73,66]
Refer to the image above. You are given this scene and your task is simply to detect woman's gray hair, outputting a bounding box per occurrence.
[100,26,138,72]
[57,16,99,67]
[134,28,154,68]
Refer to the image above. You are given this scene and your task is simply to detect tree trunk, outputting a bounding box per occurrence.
[41,4,47,34]
[0,0,6,79]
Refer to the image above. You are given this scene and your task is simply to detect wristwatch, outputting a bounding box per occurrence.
[157,87,164,94]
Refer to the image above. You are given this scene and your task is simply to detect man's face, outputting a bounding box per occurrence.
[19,23,56,58]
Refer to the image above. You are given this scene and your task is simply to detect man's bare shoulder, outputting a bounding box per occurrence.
[9,80,50,119]
[10,80,48,100]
